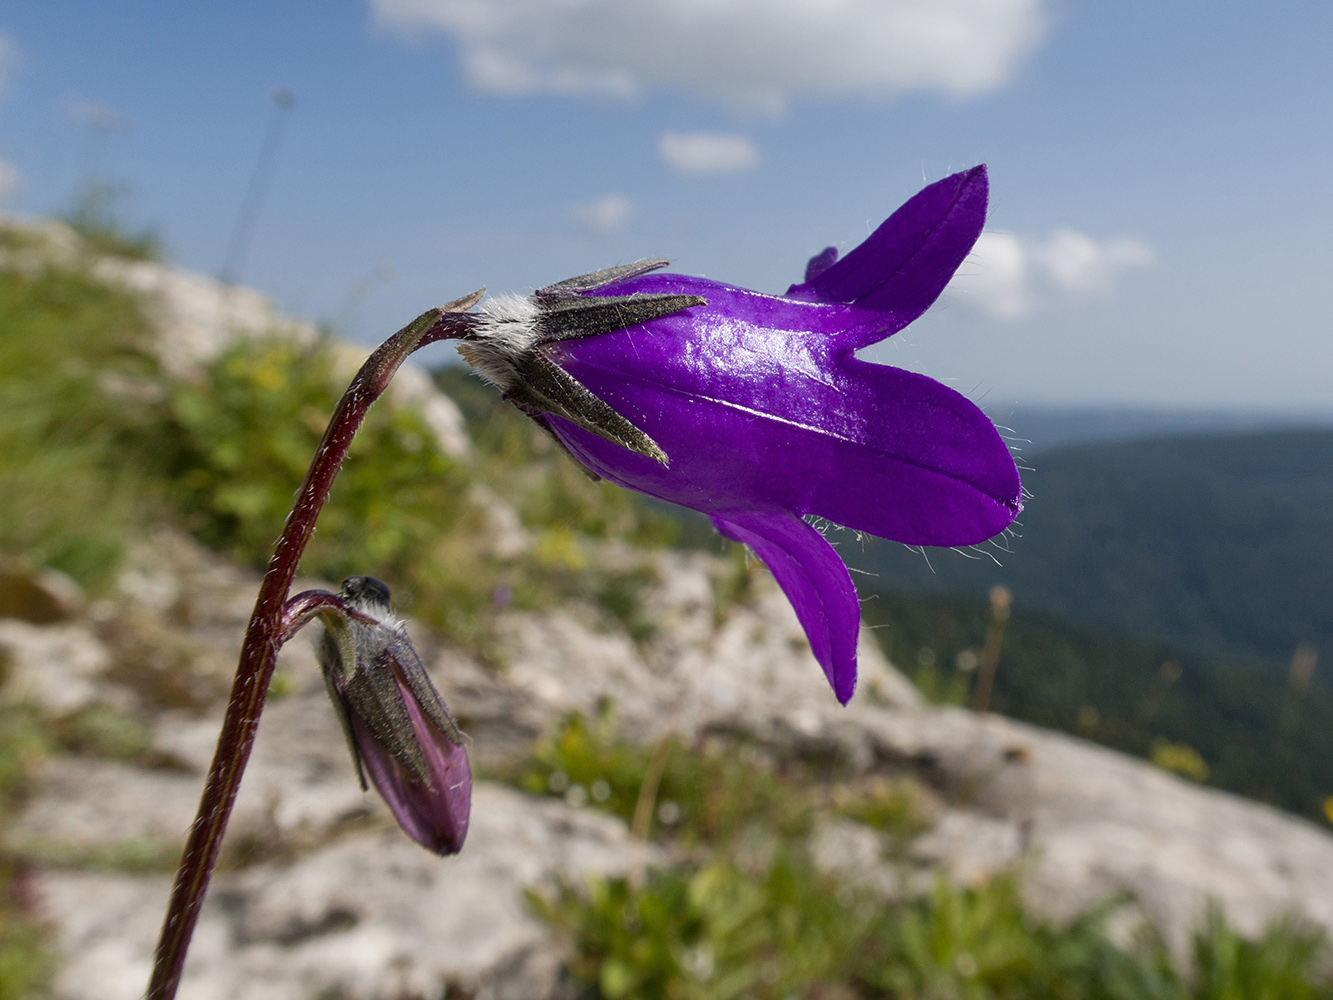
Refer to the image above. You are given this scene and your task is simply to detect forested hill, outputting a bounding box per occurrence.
[988,404,1333,455]
[852,429,1333,667]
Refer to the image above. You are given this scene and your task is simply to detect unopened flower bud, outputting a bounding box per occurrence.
[317,576,470,855]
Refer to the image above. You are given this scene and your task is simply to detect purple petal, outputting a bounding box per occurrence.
[804,246,840,283]
[785,166,988,347]
[546,318,1021,546]
[352,693,471,855]
[712,510,860,704]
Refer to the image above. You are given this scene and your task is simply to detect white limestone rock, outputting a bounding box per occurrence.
[41,784,652,1000]
[0,620,113,714]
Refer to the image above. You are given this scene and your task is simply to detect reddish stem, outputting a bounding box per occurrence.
[278,589,378,643]
[147,294,480,1000]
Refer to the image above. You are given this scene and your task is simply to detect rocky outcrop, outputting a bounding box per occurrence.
[6,527,1333,999]
[5,231,1333,996]
[41,786,649,1000]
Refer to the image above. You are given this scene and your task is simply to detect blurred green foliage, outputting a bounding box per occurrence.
[0,261,162,587]
[533,856,873,1000]
[524,713,1333,999]
[1189,907,1333,1000]
[538,867,1174,1000]
[155,337,497,640]
[527,714,1333,1000]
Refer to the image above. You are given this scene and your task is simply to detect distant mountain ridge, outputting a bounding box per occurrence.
[988,404,1333,455]
[852,428,1333,667]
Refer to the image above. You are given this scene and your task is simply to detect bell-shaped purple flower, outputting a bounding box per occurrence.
[461,166,1021,705]
[317,576,471,855]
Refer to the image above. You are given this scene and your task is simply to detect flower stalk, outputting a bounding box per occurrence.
[146,294,480,1000]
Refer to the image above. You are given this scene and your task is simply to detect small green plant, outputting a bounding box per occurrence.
[518,709,811,846]
[532,855,872,1000]
[828,776,931,846]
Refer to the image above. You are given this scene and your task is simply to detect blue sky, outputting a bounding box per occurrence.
[1,0,1330,413]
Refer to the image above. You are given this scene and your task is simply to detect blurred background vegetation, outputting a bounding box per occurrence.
[1,218,1331,997]
[524,711,1333,1000]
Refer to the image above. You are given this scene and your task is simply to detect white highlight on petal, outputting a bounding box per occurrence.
[568,193,634,234]
[658,132,761,176]
[949,229,1156,320]
[370,0,1050,113]
[463,293,541,389]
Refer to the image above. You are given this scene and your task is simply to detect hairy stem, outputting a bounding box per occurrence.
[147,295,479,1000]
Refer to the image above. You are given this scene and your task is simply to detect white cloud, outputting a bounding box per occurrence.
[658,131,760,176]
[372,0,1049,113]
[950,229,1156,320]
[568,193,634,234]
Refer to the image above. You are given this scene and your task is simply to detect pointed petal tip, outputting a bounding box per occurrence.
[958,163,988,201]
[804,246,840,283]
[782,163,990,322]
[938,163,987,192]
[710,510,861,707]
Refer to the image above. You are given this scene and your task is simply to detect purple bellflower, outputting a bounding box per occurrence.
[459,166,1021,705]
[317,576,471,855]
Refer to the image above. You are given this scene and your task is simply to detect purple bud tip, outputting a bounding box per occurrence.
[351,684,472,855]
